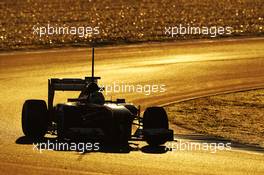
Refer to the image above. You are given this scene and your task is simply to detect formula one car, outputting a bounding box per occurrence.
[21,48,173,146]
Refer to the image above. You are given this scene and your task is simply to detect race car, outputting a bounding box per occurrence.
[21,48,174,147]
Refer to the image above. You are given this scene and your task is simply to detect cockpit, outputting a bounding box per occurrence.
[78,82,105,105]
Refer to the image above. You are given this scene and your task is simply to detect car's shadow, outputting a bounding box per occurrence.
[15,136,170,154]
[17,133,263,155]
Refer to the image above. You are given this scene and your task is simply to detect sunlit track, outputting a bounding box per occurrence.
[0,38,264,175]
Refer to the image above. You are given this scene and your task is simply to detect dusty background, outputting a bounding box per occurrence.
[0,0,263,50]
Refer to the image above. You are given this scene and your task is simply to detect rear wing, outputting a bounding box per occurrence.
[48,77,100,110]
[48,48,99,110]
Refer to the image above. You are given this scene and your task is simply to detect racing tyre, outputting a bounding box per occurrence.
[22,100,48,139]
[143,107,169,146]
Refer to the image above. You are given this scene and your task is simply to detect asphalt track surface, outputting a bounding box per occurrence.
[0,38,264,175]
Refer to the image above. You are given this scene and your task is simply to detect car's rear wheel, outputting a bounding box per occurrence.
[22,100,48,139]
[143,107,169,146]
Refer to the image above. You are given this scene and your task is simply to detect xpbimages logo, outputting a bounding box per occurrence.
[99,81,166,95]
[33,140,100,153]
[32,24,100,37]
[165,24,232,38]
[166,140,232,153]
